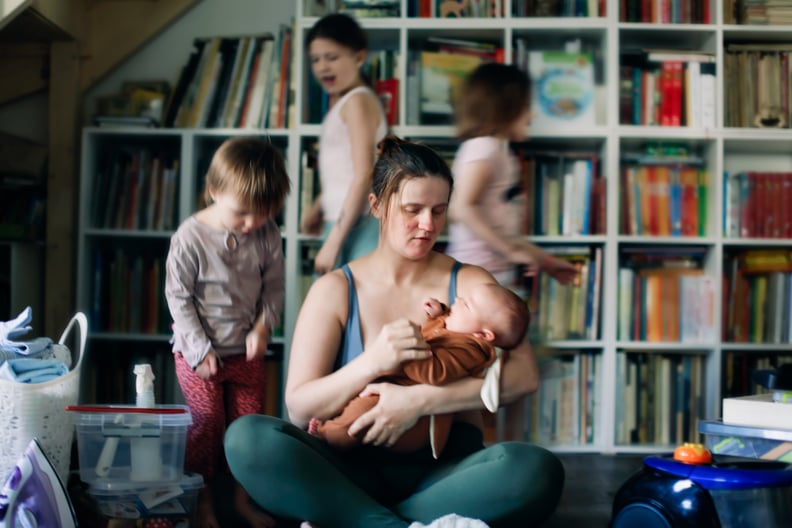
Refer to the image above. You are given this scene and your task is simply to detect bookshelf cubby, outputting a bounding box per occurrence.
[76,0,792,453]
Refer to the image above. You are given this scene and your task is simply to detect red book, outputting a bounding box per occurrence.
[783,173,792,237]
[660,62,673,126]
[375,78,399,127]
[670,61,683,126]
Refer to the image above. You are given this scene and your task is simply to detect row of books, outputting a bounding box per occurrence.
[620,0,711,23]
[724,172,792,239]
[618,267,716,342]
[617,246,716,343]
[620,51,716,128]
[518,152,604,236]
[91,148,180,231]
[524,246,602,341]
[620,163,709,237]
[526,352,602,445]
[164,25,293,129]
[724,45,792,130]
[724,0,792,24]
[409,0,505,17]
[724,250,792,344]
[615,352,704,445]
[516,0,604,17]
[91,249,171,335]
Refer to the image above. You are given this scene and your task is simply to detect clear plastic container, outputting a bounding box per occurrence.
[87,472,203,521]
[699,420,792,461]
[67,404,192,485]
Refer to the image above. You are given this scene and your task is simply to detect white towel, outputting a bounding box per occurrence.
[480,347,503,413]
[409,513,490,528]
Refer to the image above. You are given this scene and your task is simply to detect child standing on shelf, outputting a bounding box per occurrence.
[299,12,388,275]
[165,137,290,528]
[445,62,578,440]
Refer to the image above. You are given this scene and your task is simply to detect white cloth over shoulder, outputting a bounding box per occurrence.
[480,347,504,413]
[409,513,490,528]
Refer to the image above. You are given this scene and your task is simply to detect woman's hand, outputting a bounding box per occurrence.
[348,383,423,447]
[364,318,432,376]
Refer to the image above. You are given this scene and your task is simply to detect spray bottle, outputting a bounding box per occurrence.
[129,363,162,481]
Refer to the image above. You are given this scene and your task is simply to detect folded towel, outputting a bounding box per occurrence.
[409,514,490,528]
[0,306,54,357]
[0,358,69,383]
[0,306,33,341]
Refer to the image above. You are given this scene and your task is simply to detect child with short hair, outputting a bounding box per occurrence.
[165,136,291,528]
[308,282,529,459]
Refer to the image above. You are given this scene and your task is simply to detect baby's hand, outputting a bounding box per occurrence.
[423,297,446,319]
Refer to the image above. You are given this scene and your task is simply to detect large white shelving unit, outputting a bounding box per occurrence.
[76,0,792,453]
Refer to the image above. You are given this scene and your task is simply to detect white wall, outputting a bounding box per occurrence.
[83,0,296,124]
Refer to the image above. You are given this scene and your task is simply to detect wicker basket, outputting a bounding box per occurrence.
[0,312,87,483]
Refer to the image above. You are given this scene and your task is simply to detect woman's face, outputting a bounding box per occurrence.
[380,176,450,259]
[308,37,364,98]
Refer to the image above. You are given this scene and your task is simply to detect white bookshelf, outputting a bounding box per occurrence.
[75,0,792,453]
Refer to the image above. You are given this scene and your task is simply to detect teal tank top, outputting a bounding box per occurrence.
[335,261,462,369]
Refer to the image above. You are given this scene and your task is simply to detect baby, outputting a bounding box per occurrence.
[308,282,529,458]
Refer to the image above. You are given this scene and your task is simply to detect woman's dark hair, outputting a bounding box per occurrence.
[305,13,367,52]
[372,135,453,220]
[455,62,530,140]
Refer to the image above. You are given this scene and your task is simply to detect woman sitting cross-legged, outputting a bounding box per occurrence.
[224,136,564,528]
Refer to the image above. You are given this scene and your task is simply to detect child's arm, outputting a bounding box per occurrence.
[250,220,285,360]
[450,157,577,284]
[164,234,215,370]
[313,91,383,274]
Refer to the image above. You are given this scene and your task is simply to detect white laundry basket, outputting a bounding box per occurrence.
[0,312,87,483]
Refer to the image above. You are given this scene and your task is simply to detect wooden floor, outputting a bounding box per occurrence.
[543,453,645,528]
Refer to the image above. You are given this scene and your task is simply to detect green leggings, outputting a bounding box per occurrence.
[224,415,564,528]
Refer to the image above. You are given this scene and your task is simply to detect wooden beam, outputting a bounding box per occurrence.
[0,43,48,104]
[80,0,200,91]
[29,0,79,38]
[45,40,80,336]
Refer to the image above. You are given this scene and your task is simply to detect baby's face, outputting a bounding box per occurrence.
[444,286,498,335]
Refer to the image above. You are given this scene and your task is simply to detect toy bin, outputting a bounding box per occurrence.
[66,404,192,485]
[87,472,203,523]
[699,420,792,461]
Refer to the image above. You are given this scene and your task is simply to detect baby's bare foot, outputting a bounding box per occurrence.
[308,418,321,435]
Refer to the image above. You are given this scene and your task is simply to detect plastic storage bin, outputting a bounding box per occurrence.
[699,420,792,461]
[87,472,203,522]
[67,404,192,485]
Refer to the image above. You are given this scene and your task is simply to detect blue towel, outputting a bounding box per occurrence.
[0,358,68,383]
[0,306,53,357]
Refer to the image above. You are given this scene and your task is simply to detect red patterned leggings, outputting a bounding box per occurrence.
[174,352,267,482]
